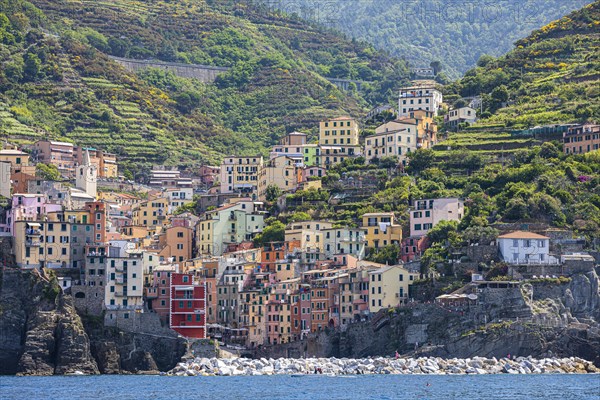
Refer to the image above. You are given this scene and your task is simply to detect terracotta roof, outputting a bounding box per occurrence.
[327,116,353,121]
[497,231,549,240]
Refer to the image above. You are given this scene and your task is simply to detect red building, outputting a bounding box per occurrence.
[146,267,174,322]
[84,201,107,244]
[170,272,207,338]
[401,236,430,263]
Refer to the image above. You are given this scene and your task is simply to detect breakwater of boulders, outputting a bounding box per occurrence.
[166,356,599,376]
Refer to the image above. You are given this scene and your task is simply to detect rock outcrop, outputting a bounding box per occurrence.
[0,269,99,375]
[0,269,187,375]
[86,326,186,374]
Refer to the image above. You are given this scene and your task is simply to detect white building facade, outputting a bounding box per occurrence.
[497,231,556,265]
[410,198,464,237]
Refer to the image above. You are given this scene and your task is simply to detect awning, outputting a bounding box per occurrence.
[27,222,41,227]
[174,286,194,291]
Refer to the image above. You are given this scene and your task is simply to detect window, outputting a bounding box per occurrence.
[513,240,519,247]
[399,274,404,281]
[538,240,545,248]
[177,232,184,238]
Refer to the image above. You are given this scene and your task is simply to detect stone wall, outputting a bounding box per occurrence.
[464,245,499,263]
[71,284,105,316]
[508,260,595,279]
[110,56,229,83]
[104,309,170,335]
[249,331,332,359]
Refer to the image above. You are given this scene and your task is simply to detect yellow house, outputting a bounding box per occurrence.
[362,212,403,250]
[319,116,359,146]
[0,149,30,170]
[368,264,417,312]
[219,155,263,195]
[132,197,169,228]
[243,289,268,348]
[13,219,93,269]
[274,259,300,281]
[317,117,362,170]
[257,155,301,201]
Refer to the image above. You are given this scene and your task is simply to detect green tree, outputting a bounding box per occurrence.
[253,220,285,246]
[427,220,459,245]
[407,149,435,174]
[265,184,283,202]
[430,60,442,75]
[288,211,310,223]
[366,244,400,265]
[23,52,41,81]
[476,54,495,68]
[36,163,60,181]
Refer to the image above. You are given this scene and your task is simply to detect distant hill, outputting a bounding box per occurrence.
[446,1,600,127]
[0,0,410,176]
[261,0,591,79]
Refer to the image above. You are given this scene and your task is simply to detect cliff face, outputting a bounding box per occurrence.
[86,325,187,374]
[0,269,98,375]
[0,269,186,375]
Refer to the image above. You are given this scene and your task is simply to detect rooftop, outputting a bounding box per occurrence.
[325,116,354,121]
[497,231,549,240]
[0,149,28,155]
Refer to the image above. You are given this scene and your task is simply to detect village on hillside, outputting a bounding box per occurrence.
[1,81,598,349]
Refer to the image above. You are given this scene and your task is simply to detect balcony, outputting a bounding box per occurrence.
[26,229,41,236]
[25,239,41,247]
[115,276,126,285]
[114,291,125,297]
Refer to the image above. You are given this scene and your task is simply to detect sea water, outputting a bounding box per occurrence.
[1,374,598,399]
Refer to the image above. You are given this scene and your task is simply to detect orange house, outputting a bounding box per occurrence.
[261,240,301,273]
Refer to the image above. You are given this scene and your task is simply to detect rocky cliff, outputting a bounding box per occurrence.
[0,269,186,375]
[0,268,99,375]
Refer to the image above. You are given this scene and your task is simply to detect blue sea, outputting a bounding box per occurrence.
[1,374,599,399]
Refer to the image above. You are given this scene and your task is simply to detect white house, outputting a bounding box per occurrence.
[410,198,464,237]
[444,106,477,128]
[497,231,557,265]
[398,83,443,117]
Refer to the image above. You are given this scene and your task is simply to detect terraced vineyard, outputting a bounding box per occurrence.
[447,2,600,127]
[1,0,408,175]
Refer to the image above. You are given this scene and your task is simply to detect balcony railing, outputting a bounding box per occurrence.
[25,240,41,247]
[26,229,41,235]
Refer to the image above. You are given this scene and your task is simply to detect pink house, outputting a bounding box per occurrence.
[2,194,62,234]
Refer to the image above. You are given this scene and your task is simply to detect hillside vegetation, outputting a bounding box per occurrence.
[446,1,600,127]
[0,0,409,175]
[262,0,590,79]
